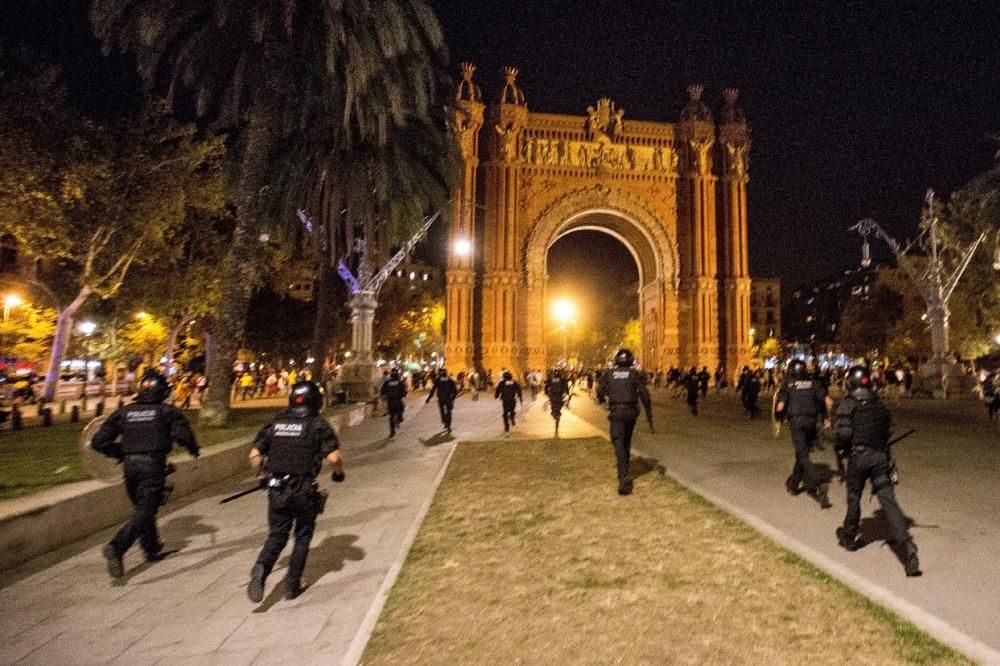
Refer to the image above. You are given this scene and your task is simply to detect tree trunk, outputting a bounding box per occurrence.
[164,314,194,369]
[204,330,214,376]
[199,96,276,426]
[42,286,92,401]
[310,258,336,379]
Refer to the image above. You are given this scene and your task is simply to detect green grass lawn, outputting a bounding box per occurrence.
[0,404,352,500]
[363,438,969,665]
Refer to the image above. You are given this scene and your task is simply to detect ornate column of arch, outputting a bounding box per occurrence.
[677,84,720,370]
[717,88,753,372]
[480,67,528,374]
[444,64,484,372]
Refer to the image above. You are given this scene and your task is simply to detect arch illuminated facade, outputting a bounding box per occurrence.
[444,64,752,374]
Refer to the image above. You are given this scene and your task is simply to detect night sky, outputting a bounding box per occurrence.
[429,0,1000,294]
[5,1,999,297]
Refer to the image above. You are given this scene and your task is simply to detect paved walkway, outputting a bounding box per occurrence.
[1,391,599,665]
[569,389,1000,663]
[7,384,995,664]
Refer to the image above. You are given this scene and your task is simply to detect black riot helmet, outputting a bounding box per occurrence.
[503,370,513,381]
[788,359,808,380]
[289,380,323,415]
[136,370,170,403]
[438,368,448,378]
[614,349,635,368]
[845,365,871,394]
[551,368,562,379]
[390,367,401,380]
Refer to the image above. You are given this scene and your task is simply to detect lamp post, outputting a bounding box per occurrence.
[553,299,576,364]
[78,320,97,403]
[850,190,997,395]
[3,294,22,322]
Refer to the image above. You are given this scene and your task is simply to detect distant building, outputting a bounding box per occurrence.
[783,262,918,346]
[391,260,442,293]
[750,278,781,340]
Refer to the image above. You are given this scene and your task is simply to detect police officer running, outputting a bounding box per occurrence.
[92,371,200,578]
[247,381,345,601]
[544,369,570,434]
[426,368,458,434]
[834,366,921,576]
[494,370,523,432]
[380,368,408,438]
[775,359,833,508]
[596,349,653,496]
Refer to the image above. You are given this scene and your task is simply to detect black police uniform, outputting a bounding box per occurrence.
[427,374,458,431]
[684,371,699,416]
[92,400,199,565]
[835,389,920,574]
[494,378,523,431]
[776,376,829,501]
[544,375,570,426]
[597,366,652,494]
[380,376,408,437]
[251,408,340,591]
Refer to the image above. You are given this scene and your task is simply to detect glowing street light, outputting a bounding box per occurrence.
[454,238,472,257]
[553,298,575,323]
[78,320,97,336]
[136,311,149,320]
[3,294,22,322]
[995,333,1000,346]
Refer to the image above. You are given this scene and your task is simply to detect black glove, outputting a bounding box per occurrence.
[331,470,345,483]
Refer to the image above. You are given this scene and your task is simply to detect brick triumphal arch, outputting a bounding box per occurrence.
[443,65,752,375]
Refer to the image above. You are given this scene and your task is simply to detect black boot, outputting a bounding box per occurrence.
[836,527,861,552]
[247,563,267,603]
[903,540,922,577]
[811,483,832,509]
[785,475,802,496]
[618,479,633,496]
[144,540,167,562]
[102,543,124,579]
[284,578,304,600]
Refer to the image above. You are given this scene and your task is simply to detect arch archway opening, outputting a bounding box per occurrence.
[544,223,645,369]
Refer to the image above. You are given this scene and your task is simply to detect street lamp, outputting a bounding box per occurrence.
[78,321,97,400]
[3,294,22,322]
[454,238,472,257]
[553,299,576,363]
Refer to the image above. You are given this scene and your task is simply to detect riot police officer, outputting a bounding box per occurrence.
[426,368,458,433]
[775,359,833,508]
[834,366,921,576]
[247,380,344,601]
[92,370,199,578]
[596,349,653,496]
[544,369,570,434]
[494,370,523,432]
[380,368,408,437]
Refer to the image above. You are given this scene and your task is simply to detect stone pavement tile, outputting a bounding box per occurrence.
[252,642,342,666]
[17,621,154,665]
[154,649,260,666]
[115,616,245,661]
[217,603,331,653]
[2,621,69,665]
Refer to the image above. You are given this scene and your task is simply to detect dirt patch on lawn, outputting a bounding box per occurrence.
[362,438,967,665]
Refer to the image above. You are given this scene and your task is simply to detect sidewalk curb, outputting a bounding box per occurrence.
[653,457,1000,665]
[341,440,459,666]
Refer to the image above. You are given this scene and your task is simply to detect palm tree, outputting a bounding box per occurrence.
[91,0,450,424]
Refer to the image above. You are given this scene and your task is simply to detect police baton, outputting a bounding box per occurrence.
[219,476,267,504]
[887,429,917,448]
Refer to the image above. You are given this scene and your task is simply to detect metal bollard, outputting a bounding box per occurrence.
[11,404,23,431]
[59,399,67,414]
[95,400,104,417]
[70,405,80,423]
[40,407,53,427]
[117,397,124,410]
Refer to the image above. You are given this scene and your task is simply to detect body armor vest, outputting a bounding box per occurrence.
[266,416,319,475]
[120,403,172,455]
[497,380,519,402]
[849,399,891,450]
[546,379,568,401]
[606,369,640,405]
[382,380,406,401]
[784,380,821,418]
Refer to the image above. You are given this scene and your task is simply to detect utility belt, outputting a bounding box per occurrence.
[267,473,327,515]
[608,403,639,418]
